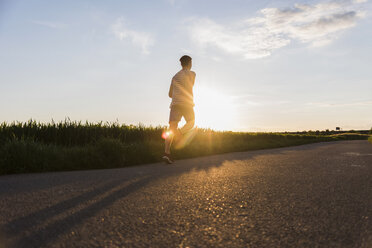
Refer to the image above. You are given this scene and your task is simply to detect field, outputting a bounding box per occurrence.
[0,120,370,175]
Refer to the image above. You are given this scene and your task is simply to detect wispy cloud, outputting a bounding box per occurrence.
[188,0,367,59]
[307,101,372,107]
[112,18,155,55]
[166,0,176,5]
[32,20,66,29]
[233,95,291,106]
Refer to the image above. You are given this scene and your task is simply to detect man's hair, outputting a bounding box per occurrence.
[180,55,192,67]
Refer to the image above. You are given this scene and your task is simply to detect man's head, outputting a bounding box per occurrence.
[180,55,192,69]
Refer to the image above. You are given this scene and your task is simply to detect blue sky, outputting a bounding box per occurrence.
[1,0,371,131]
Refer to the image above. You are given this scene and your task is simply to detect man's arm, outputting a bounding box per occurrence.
[190,71,196,86]
[168,82,173,98]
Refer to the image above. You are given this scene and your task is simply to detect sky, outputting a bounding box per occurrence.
[0,0,371,131]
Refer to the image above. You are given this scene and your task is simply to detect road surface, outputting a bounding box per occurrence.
[0,140,371,248]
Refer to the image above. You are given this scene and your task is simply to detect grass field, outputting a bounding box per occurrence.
[0,120,370,175]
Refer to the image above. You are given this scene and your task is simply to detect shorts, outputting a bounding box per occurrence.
[169,104,195,123]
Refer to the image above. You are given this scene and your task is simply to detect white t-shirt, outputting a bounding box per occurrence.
[170,69,196,107]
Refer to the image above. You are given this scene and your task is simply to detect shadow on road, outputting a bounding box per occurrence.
[1,141,353,247]
[6,176,153,247]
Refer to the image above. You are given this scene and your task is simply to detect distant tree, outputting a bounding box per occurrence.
[336,127,340,131]
[370,128,372,134]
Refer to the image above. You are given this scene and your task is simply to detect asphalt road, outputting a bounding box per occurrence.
[0,140,371,248]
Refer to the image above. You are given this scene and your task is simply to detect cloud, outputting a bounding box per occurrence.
[307,101,372,107]
[112,18,155,54]
[166,0,176,5]
[32,20,66,29]
[188,18,290,59]
[187,0,367,59]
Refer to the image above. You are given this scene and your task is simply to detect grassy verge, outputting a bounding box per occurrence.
[0,120,369,175]
[369,136,372,144]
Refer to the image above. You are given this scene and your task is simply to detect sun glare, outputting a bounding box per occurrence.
[194,85,237,131]
[161,130,172,139]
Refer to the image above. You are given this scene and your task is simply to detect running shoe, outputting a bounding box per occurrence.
[162,153,174,164]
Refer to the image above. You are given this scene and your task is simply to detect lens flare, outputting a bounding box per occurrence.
[162,130,172,139]
[175,127,198,149]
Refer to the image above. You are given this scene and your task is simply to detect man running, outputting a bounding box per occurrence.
[163,55,196,164]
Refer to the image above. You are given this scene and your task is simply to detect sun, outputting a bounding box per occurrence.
[193,85,237,131]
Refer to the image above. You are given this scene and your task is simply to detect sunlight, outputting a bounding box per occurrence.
[161,130,172,140]
[194,85,237,131]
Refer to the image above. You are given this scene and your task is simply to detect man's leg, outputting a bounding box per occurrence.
[174,119,196,150]
[180,119,195,134]
[173,106,196,150]
[180,106,195,134]
[165,121,178,155]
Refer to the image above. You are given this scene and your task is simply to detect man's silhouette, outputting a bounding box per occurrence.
[163,55,196,164]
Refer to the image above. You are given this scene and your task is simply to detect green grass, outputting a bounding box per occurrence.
[0,120,369,175]
[369,136,372,144]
